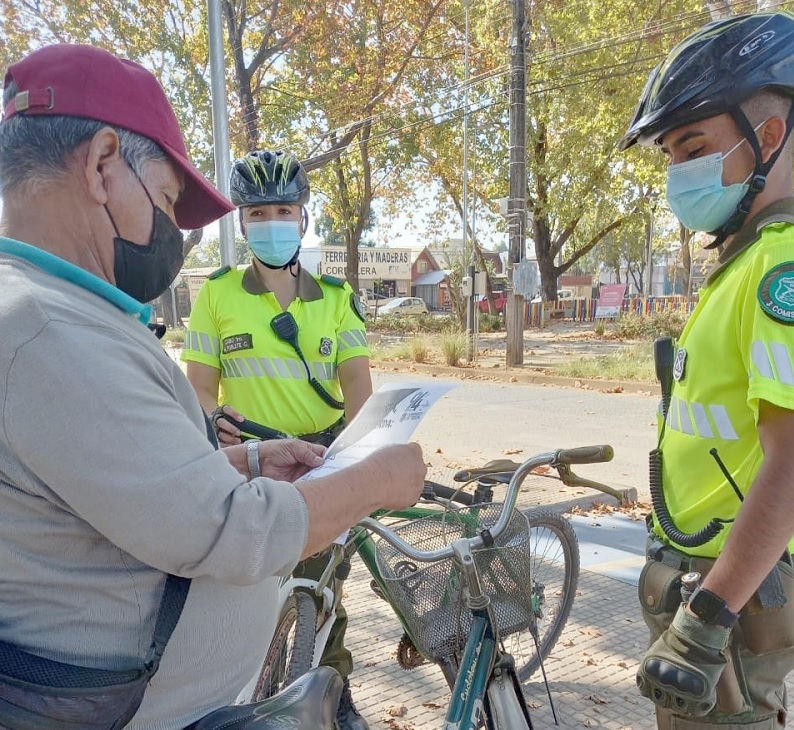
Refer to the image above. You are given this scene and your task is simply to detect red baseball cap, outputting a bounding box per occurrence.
[2,44,234,230]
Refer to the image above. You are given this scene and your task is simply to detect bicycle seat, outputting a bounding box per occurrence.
[188,666,343,729]
[453,459,521,484]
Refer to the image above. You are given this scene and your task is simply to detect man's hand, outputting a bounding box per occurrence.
[364,443,427,511]
[637,604,731,716]
[258,439,326,482]
[210,404,245,446]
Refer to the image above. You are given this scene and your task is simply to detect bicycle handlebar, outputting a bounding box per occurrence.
[236,418,290,441]
[359,449,562,563]
[556,444,614,465]
[451,444,613,484]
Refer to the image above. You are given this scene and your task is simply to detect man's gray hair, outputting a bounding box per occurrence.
[0,81,167,197]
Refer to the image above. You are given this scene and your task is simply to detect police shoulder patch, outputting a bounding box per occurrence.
[757,262,794,325]
[350,292,366,323]
[208,265,232,280]
[320,274,346,288]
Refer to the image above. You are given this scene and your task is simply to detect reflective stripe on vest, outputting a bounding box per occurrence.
[220,356,337,382]
[664,396,739,441]
[184,331,220,358]
[338,329,367,352]
[752,339,794,385]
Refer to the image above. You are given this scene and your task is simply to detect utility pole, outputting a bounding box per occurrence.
[461,0,475,361]
[645,196,657,298]
[208,0,236,267]
[505,0,527,366]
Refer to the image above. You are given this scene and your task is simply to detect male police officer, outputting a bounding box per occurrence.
[620,12,794,729]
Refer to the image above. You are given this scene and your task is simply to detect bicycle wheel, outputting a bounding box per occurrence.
[506,509,579,682]
[251,591,317,701]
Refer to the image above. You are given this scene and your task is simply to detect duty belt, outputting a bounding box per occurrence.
[647,536,789,611]
[299,417,346,447]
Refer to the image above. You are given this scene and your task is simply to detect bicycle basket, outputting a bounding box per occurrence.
[374,503,534,661]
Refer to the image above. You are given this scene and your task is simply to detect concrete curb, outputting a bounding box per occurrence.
[371,359,661,396]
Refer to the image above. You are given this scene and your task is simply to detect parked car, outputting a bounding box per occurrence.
[377,296,429,316]
[530,289,574,303]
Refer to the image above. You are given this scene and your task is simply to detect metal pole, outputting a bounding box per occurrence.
[170,284,178,327]
[646,202,655,298]
[506,0,526,367]
[461,0,474,361]
[208,0,236,266]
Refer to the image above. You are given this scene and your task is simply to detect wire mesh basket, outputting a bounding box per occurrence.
[374,503,535,661]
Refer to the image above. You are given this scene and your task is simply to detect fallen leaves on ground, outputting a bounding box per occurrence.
[567,500,651,521]
[586,694,608,705]
[502,448,523,455]
[383,720,414,730]
[385,704,407,717]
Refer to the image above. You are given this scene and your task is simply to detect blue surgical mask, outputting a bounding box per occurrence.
[665,123,765,233]
[247,220,301,267]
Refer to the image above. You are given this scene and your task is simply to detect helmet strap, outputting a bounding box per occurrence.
[706,105,794,248]
[260,246,302,273]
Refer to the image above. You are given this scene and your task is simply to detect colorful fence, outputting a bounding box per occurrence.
[525,295,697,327]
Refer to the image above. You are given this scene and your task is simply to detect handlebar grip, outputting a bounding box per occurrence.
[555,445,614,465]
[237,418,290,441]
[423,481,474,506]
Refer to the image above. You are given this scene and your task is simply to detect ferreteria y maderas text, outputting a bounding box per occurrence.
[319,247,412,280]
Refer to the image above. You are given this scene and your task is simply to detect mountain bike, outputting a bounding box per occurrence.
[244,444,614,729]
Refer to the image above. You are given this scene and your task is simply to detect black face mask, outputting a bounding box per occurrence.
[107,177,185,304]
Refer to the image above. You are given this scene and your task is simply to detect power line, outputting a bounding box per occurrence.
[249,0,786,164]
[253,4,723,151]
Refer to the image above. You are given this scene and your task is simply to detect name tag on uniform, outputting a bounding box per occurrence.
[223,333,253,354]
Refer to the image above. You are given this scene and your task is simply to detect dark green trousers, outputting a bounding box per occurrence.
[639,556,794,729]
[292,553,353,678]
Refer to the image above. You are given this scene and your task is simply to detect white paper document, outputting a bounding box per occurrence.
[298,381,456,543]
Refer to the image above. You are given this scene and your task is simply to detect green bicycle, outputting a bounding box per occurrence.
[248,445,614,729]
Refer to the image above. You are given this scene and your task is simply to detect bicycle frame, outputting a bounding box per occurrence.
[237,502,468,703]
[249,445,611,727]
[445,537,533,730]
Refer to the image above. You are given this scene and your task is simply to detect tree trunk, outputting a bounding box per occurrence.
[222,0,259,151]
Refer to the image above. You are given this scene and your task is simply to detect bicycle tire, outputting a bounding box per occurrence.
[251,591,317,701]
[508,509,579,682]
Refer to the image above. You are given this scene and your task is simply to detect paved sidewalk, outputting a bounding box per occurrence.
[342,466,794,729]
[345,551,652,730]
[342,463,652,730]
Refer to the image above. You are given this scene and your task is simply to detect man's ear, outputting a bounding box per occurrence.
[759,116,787,164]
[83,127,122,205]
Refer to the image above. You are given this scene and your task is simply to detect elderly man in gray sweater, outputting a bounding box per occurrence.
[0,44,426,730]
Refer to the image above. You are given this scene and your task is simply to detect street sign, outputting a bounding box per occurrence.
[513,260,538,297]
[595,283,627,319]
[320,247,412,279]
